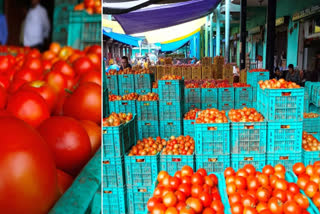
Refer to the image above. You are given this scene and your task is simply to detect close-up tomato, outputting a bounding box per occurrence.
[186,197,203,213]
[56,169,74,195]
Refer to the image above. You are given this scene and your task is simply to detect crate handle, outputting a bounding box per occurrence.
[145,123,151,126]
[139,75,144,78]
[224,104,229,106]
[191,122,195,125]
[124,75,128,78]
[190,89,195,92]
[165,82,172,85]
[280,125,290,129]
[138,188,147,192]
[167,102,173,105]
[191,105,195,108]
[279,156,289,160]
[104,190,112,194]
[244,157,253,161]
[208,158,218,162]
[172,158,181,162]
[282,92,292,96]
[259,73,265,76]
[244,125,254,129]
[168,122,173,125]
[103,130,107,134]
[121,102,128,106]
[242,88,247,91]
[208,104,212,107]
[103,161,110,164]
[224,89,229,91]
[107,76,112,79]
[143,103,150,106]
[207,127,217,131]
[136,159,145,163]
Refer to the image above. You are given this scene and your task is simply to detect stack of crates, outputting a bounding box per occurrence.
[136,99,159,139]
[201,87,218,109]
[257,86,304,169]
[312,85,320,107]
[105,74,119,95]
[303,113,320,133]
[118,74,135,96]
[247,70,269,108]
[304,88,310,113]
[218,87,234,111]
[303,133,320,166]
[184,86,201,113]
[103,116,137,214]
[234,86,253,109]
[158,79,184,139]
[134,73,154,95]
[103,88,109,118]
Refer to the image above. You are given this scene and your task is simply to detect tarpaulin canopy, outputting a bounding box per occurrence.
[103,0,164,14]
[114,0,221,34]
[103,28,142,47]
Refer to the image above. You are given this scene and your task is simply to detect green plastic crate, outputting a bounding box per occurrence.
[231,153,266,172]
[54,0,79,6]
[247,70,269,88]
[267,153,302,171]
[127,186,154,214]
[303,113,320,133]
[159,120,182,140]
[196,154,230,174]
[184,88,201,103]
[137,120,159,139]
[136,101,159,121]
[52,24,68,47]
[103,88,109,117]
[158,79,184,101]
[105,75,119,95]
[159,101,183,120]
[103,187,126,214]
[201,88,218,109]
[53,4,74,26]
[183,119,196,139]
[118,74,135,96]
[103,156,125,188]
[184,103,201,114]
[312,86,320,107]
[134,73,154,90]
[160,154,194,176]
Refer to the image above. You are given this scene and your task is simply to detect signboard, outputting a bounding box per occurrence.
[276,17,285,26]
[249,26,261,34]
[292,5,320,21]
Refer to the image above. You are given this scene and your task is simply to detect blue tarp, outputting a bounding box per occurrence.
[0,15,8,45]
[103,28,142,47]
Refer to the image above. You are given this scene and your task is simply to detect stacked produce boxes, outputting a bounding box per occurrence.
[234,83,253,109]
[184,81,201,113]
[134,73,154,95]
[136,98,159,139]
[247,69,269,108]
[218,86,234,111]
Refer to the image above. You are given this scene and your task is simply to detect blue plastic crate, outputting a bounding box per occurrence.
[152,87,158,94]
[136,101,159,121]
[103,88,109,117]
[158,79,183,101]
[137,121,159,139]
[257,87,304,121]
[196,154,230,174]
[247,70,269,88]
[310,104,320,114]
[105,75,119,95]
[109,101,117,113]
[195,122,230,155]
[135,88,151,95]
[303,113,320,133]
[127,186,154,214]
[116,100,137,114]
[235,102,253,109]
[201,88,218,104]
[267,121,303,153]
[53,4,73,26]
[312,86,320,107]
[160,154,194,176]
[231,153,266,171]
[305,81,320,99]
[118,74,135,96]
[304,99,310,113]
[231,122,267,154]
[184,88,201,103]
[267,153,302,170]
[184,103,201,114]
[160,120,182,140]
[52,24,68,47]
[103,187,126,214]
[234,87,253,107]
[218,87,235,103]
[126,116,138,149]
[125,153,159,187]
[252,87,257,103]
[103,156,125,188]
[218,101,234,111]
[159,101,183,120]
[134,73,154,90]
[54,0,80,6]
[183,119,196,139]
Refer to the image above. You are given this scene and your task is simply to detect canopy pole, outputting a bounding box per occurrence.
[240,0,247,70]
[225,0,230,63]
[210,13,213,59]
[205,16,209,57]
[266,0,276,73]
[216,4,221,56]
[193,35,196,58]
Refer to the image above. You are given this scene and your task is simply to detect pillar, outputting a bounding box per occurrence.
[210,13,214,59]
[225,0,230,62]
[120,46,124,57]
[266,0,276,72]
[240,0,247,69]
[205,16,209,56]
[216,4,221,56]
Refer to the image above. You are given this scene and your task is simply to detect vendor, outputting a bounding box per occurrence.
[285,64,301,85]
[274,67,284,80]
[120,56,132,70]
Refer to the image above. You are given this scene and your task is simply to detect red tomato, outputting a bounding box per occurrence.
[38,116,92,175]
[175,190,186,202]
[256,202,268,213]
[199,191,212,207]
[262,165,275,176]
[8,78,28,94]
[243,207,258,214]
[84,0,95,8]
[191,173,204,185]
[273,189,287,203]
[257,186,271,203]
[202,207,216,214]
[57,169,73,194]
[42,59,52,71]
[63,82,101,124]
[226,183,237,195]
[304,181,318,198]
[186,197,203,213]
[87,53,100,70]
[0,85,7,109]
[294,193,309,209]
[243,164,256,176]
[237,169,248,177]
[23,57,43,72]
[151,203,166,214]
[229,193,242,205]
[247,175,259,191]
[297,175,310,190]
[180,206,196,214]
[147,197,160,212]
[275,179,288,191]
[45,70,68,94]
[209,174,218,186]
[52,60,75,78]
[287,183,300,195]
[235,176,247,190]
[242,195,256,208]
[178,183,191,197]
[0,117,59,213]
[224,167,236,177]
[274,164,286,173]
[7,90,50,127]
[174,171,181,179]
[312,192,320,207]
[210,200,224,212]
[196,168,207,177]
[283,201,301,214]
[268,197,284,214]
[176,201,186,211]
[73,56,93,76]
[79,120,101,155]
[162,191,177,207]
[181,176,191,185]
[80,70,101,86]
[231,202,244,214]
[86,45,101,57]
[0,74,10,90]
[181,165,194,177]
[0,55,13,72]
[191,184,203,197]
[165,207,178,214]
[293,163,306,176]
[158,171,169,183]
[14,68,42,82]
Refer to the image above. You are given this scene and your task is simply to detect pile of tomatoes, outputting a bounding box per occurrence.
[108,94,122,101]
[202,80,216,88]
[216,82,232,88]
[148,166,224,214]
[0,43,101,213]
[122,92,139,100]
[128,136,166,156]
[74,0,101,14]
[103,112,133,127]
[196,109,228,124]
[134,68,153,74]
[118,68,134,74]
[137,93,159,101]
[160,75,183,80]
[185,81,201,88]
[161,136,195,155]
[293,162,320,211]
[249,69,269,73]
[228,107,264,122]
[184,108,202,120]
[233,83,251,88]
[304,113,319,118]
[225,164,311,214]
[153,81,158,89]
[106,69,117,75]
[302,132,320,151]
[258,79,301,89]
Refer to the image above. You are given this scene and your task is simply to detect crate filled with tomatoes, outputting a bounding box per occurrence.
[302,132,320,166]
[303,113,320,133]
[158,75,184,101]
[183,108,201,139]
[201,80,218,109]
[233,83,253,108]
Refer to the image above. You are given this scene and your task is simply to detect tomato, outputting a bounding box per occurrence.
[235,176,247,190]
[191,173,204,185]
[224,167,235,177]
[22,57,43,72]
[247,175,259,191]
[210,200,224,212]
[180,206,196,214]
[191,184,203,197]
[283,201,301,214]
[305,165,314,177]
[178,184,191,196]
[45,70,68,94]
[257,187,271,203]
[147,197,160,212]
[256,202,268,213]
[294,193,309,209]
[151,203,166,214]
[273,189,287,203]
[80,70,101,86]
[197,168,207,177]
[293,163,306,176]
[0,117,59,213]
[286,191,295,201]
[84,0,95,8]
[87,45,101,57]
[7,90,50,127]
[262,165,275,176]
[287,183,300,195]
[268,197,284,214]
[226,183,237,195]
[174,171,181,179]
[14,68,42,82]
[49,42,61,54]
[0,85,7,109]
[165,207,178,214]
[274,164,286,173]
[73,56,93,76]
[257,173,269,186]
[63,82,101,124]
[202,207,216,214]
[86,53,100,70]
[204,176,214,187]
[176,201,186,211]
[0,74,10,90]
[243,164,256,176]
[312,192,320,207]
[0,56,13,72]
[154,186,164,198]
[226,175,236,185]
[209,174,218,186]
[274,172,285,180]
[211,190,221,201]
[242,195,256,208]
[79,120,101,155]
[181,165,194,177]
[260,210,273,214]
[297,175,310,190]
[231,202,244,214]
[162,175,171,188]
[162,191,177,207]
[181,176,192,185]
[175,190,186,202]
[186,197,203,213]
[199,191,212,207]
[304,181,318,198]
[229,192,242,205]
[52,60,75,78]
[244,207,258,214]
[38,116,92,175]
[275,179,288,191]
[57,169,73,194]
[237,169,248,177]
[314,161,320,167]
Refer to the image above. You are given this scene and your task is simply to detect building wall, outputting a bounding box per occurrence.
[287,19,299,67]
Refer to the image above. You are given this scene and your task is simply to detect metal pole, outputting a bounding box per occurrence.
[216,4,221,56]
[240,0,247,69]
[266,0,276,72]
[225,0,230,62]
[205,16,209,56]
[193,36,196,58]
[210,13,214,58]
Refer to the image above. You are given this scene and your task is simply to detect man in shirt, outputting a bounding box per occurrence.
[285,64,301,85]
[23,0,50,52]
[120,56,132,70]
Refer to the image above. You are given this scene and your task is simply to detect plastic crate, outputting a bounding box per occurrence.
[135,88,151,95]
[183,119,196,138]
[312,86,320,107]
[127,186,154,214]
[195,122,230,155]
[105,75,119,95]
[201,88,218,104]
[137,120,159,139]
[118,74,135,96]
[302,134,320,166]
[231,153,266,171]
[235,102,253,109]
[53,4,73,26]
[103,88,109,117]
[159,101,183,120]
[127,115,138,147]
[201,102,218,109]
[124,154,159,187]
[247,71,269,88]
[304,98,310,113]
[68,11,101,50]
[103,156,125,188]
[136,101,159,121]
[158,79,184,101]
[184,103,201,114]
[305,81,320,99]
[218,101,234,111]
[267,121,303,153]
[310,104,320,114]
[54,0,79,6]
[257,87,304,121]
[303,114,320,133]
[234,87,253,107]
[103,187,126,214]
[117,100,137,114]
[52,24,68,47]
[252,87,257,103]
[160,154,194,176]
[184,88,201,103]
[152,87,158,94]
[231,122,267,154]
[160,120,182,140]
[267,153,302,170]
[196,154,230,174]
[134,73,154,90]
[218,87,235,103]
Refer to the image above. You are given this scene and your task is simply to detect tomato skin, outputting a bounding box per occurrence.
[79,120,101,155]
[304,181,318,198]
[231,202,244,214]
[283,201,301,214]
[268,197,284,214]
[243,207,258,214]
[178,183,191,197]
[257,186,271,203]
[199,191,212,207]
[45,70,68,94]
[210,200,224,212]
[52,60,75,78]
[294,193,309,209]
[196,168,207,177]
[242,195,256,208]
[162,191,177,207]
[224,167,236,177]
[0,117,59,214]
[38,116,92,175]
[243,164,256,176]
[191,184,203,197]
[229,193,242,205]
[165,207,178,214]
[181,165,194,177]
[0,85,7,109]
[151,203,166,214]
[63,82,101,124]
[293,163,306,176]
[247,175,259,191]
[180,206,196,214]
[263,165,275,176]
[147,197,160,212]
[57,169,73,195]
[186,197,203,213]
[287,183,300,195]
[87,45,101,57]
[235,176,247,190]
[14,68,42,82]
[158,171,169,183]
[191,173,204,185]
[73,56,93,76]
[80,70,101,86]
[22,57,43,72]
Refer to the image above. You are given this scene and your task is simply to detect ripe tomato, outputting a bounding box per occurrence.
[204,176,214,187]
[14,68,42,82]
[297,175,310,190]
[229,193,242,205]
[191,184,203,197]
[283,201,301,214]
[175,190,186,201]
[260,209,273,214]
[181,165,194,177]
[210,200,224,212]
[7,90,50,127]
[293,163,306,176]
[202,207,216,214]
[0,55,13,72]
[273,189,287,203]
[0,85,7,109]
[256,202,268,213]
[147,197,160,212]
[191,173,204,185]
[274,164,286,173]
[38,116,92,175]
[174,171,181,179]
[257,173,269,186]
[186,197,203,213]
[288,183,300,195]
[52,60,75,78]
[162,175,171,188]
[63,82,101,124]
[181,176,191,185]
[247,175,259,191]
[226,175,236,185]
[151,203,166,214]
[84,0,95,8]
[312,192,320,207]
[162,191,177,207]
[304,181,318,198]
[263,165,275,176]
[86,53,100,70]
[197,168,207,177]
[176,201,186,211]
[165,207,178,214]
[286,191,295,201]
[268,197,284,214]
[73,56,93,76]
[257,187,271,203]
[45,70,68,94]
[243,207,258,214]
[242,195,256,208]
[80,70,101,86]
[209,174,218,186]
[49,42,61,54]
[0,117,59,213]
[294,193,309,209]
[224,167,235,177]
[180,206,196,214]
[199,191,212,207]
[79,120,101,155]
[235,176,247,190]
[178,183,191,196]
[237,169,248,177]
[243,164,256,176]
[87,45,101,57]
[57,169,73,195]
[231,202,244,214]
[226,183,237,195]
[275,179,288,191]
[22,57,43,72]
[154,186,164,198]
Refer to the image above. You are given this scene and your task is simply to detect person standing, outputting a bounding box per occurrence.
[120,56,132,70]
[23,0,50,52]
[285,64,301,85]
